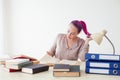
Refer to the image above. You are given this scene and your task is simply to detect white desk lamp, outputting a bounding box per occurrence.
[91,30,115,55]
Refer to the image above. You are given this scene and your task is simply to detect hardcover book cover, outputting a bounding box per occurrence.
[53,64,70,71]
[6,61,33,69]
[22,64,49,74]
[53,65,80,77]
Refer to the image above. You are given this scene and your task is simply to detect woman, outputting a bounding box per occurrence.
[47,20,92,61]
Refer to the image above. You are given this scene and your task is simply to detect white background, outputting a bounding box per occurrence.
[0,0,120,59]
[0,0,4,57]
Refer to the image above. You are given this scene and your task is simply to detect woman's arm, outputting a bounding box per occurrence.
[47,34,60,57]
[46,51,54,57]
[78,38,92,62]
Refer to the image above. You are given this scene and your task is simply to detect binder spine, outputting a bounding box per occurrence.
[86,60,120,69]
[85,54,99,60]
[85,53,120,76]
[85,53,120,61]
[86,67,120,75]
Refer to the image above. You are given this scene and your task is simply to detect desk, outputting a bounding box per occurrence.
[0,62,119,80]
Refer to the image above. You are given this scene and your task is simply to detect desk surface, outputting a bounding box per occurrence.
[0,62,119,80]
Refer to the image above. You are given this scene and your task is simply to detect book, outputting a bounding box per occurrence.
[22,64,49,74]
[3,68,21,72]
[14,54,37,61]
[53,64,70,71]
[86,60,120,69]
[0,58,12,65]
[59,59,79,65]
[86,67,120,75]
[0,55,39,65]
[5,59,29,64]
[32,60,40,64]
[85,53,120,61]
[40,54,79,66]
[40,54,60,66]
[53,65,80,77]
[6,61,33,69]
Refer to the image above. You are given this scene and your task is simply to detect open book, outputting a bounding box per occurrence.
[40,54,80,66]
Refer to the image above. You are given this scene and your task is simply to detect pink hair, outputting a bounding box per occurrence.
[71,20,91,37]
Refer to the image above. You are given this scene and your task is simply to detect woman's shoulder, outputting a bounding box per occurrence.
[77,37,85,43]
[55,33,66,41]
[57,33,66,38]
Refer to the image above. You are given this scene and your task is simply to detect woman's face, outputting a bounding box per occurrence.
[66,23,79,40]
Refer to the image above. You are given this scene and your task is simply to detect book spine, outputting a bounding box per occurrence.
[85,53,120,61]
[86,67,120,75]
[86,60,120,69]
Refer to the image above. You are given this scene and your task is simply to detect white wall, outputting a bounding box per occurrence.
[2,0,120,59]
[0,0,4,57]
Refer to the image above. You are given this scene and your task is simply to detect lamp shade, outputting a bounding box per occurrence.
[91,30,107,45]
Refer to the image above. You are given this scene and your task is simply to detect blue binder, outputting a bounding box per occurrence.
[86,60,120,69]
[86,67,120,75]
[85,53,120,61]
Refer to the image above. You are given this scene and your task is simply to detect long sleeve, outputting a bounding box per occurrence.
[48,34,60,57]
[78,40,89,62]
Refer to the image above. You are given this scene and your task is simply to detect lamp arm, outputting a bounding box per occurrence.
[104,35,115,55]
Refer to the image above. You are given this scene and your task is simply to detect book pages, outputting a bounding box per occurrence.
[40,54,80,66]
[40,54,60,66]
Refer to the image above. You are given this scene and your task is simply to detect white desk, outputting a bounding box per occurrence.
[0,62,119,80]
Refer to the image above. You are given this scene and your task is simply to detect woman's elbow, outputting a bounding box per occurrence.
[80,58,86,62]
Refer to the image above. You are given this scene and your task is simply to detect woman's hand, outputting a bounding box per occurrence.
[46,51,53,57]
[85,37,92,44]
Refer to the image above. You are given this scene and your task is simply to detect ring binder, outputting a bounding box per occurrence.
[113,70,118,75]
[91,55,95,59]
[113,64,118,68]
[86,53,120,61]
[86,53,120,76]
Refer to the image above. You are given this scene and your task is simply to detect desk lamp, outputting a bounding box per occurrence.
[75,20,115,55]
[90,30,115,55]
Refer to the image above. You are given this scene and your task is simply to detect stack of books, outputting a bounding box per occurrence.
[85,53,120,76]
[4,58,49,74]
[5,59,33,72]
[53,64,80,77]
